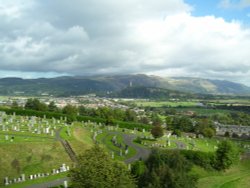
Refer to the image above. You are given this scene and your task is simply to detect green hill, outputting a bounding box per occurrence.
[0,75,249,96]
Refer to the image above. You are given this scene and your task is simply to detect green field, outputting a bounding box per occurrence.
[196,160,250,188]
[174,107,232,115]
[135,101,200,107]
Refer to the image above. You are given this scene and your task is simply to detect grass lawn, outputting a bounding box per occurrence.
[0,142,72,186]
[196,160,250,188]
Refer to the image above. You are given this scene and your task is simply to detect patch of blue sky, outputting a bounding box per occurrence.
[185,0,250,24]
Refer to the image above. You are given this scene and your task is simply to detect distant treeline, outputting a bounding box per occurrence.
[215,105,250,113]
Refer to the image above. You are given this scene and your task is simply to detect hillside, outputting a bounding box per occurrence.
[110,86,211,99]
[0,75,249,96]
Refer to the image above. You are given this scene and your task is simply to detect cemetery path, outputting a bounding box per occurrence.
[56,128,78,162]
[122,134,151,164]
[104,132,151,163]
[25,177,69,188]
[174,140,187,149]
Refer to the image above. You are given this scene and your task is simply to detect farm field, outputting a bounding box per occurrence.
[174,107,233,116]
[134,100,200,107]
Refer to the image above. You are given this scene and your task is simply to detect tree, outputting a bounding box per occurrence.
[69,145,135,188]
[224,131,230,137]
[172,129,182,137]
[131,160,146,178]
[124,109,138,122]
[48,101,58,112]
[25,98,48,111]
[202,128,215,138]
[151,114,162,126]
[62,104,78,116]
[151,126,164,139]
[232,132,239,138]
[215,140,239,171]
[140,116,150,124]
[137,149,197,188]
[11,101,19,109]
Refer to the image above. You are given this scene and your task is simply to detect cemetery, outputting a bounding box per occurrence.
[0,111,249,187]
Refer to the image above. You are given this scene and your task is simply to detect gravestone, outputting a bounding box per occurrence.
[52,169,56,174]
[4,177,9,185]
[93,132,97,141]
[125,149,129,155]
[60,164,67,172]
[128,164,131,171]
[167,139,171,146]
[64,180,68,188]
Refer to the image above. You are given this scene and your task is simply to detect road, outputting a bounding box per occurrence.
[102,132,151,163]
[122,133,151,164]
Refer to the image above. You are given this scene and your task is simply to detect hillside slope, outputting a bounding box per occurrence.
[0,75,249,96]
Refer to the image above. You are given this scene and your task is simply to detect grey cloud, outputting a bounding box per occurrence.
[1,0,250,85]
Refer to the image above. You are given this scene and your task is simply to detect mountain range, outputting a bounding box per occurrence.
[0,74,249,97]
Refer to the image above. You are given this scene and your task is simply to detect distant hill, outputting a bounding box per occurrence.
[110,86,210,100]
[0,74,249,96]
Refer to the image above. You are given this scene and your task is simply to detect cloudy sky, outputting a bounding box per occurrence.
[1,0,250,85]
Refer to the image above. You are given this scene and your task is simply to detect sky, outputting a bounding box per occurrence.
[1,0,250,86]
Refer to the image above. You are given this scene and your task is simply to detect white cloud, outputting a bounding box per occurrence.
[0,0,250,85]
[219,0,250,9]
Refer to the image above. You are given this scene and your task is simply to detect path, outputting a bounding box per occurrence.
[55,128,77,162]
[122,133,151,164]
[103,132,151,164]
[25,177,69,188]
[174,140,187,149]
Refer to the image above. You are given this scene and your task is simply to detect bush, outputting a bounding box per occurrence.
[151,126,164,139]
[215,140,240,171]
[180,150,215,170]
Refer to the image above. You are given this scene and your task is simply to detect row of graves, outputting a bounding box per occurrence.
[81,120,221,159]
[0,112,72,186]
[0,111,70,142]
[78,120,249,155]
[131,129,219,151]
[81,121,132,158]
[4,164,70,187]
